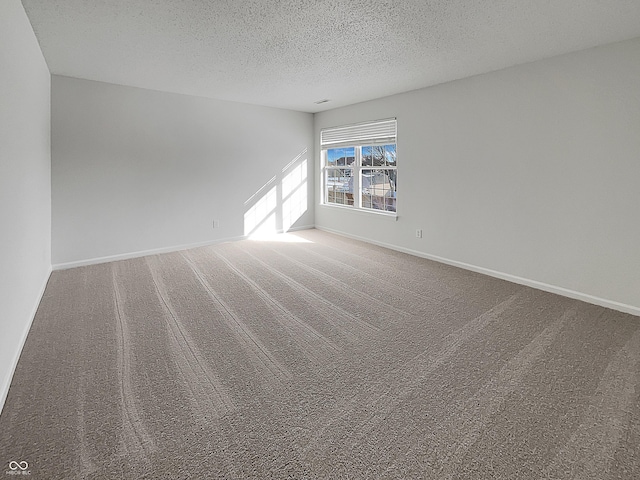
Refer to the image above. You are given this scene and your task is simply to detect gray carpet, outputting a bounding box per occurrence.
[1,229,639,479]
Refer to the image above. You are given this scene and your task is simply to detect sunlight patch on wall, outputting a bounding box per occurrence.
[243,149,308,239]
[282,159,307,198]
[244,186,277,237]
[282,159,308,232]
[244,176,276,206]
[283,182,307,232]
[247,213,277,240]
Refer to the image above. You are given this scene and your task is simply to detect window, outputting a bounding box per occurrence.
[321,119,397,213]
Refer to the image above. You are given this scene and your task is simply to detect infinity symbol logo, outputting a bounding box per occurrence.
[9,461,28,470]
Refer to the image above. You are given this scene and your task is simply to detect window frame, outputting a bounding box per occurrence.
[320,119,397,216]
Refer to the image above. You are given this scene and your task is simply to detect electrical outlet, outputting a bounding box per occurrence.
[416,229,423,238]
[213,220,220,228]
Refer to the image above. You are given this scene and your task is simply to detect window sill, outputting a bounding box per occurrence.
[320,203,399,220]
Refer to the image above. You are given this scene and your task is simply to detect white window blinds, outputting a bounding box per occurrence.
[321,118,397,149]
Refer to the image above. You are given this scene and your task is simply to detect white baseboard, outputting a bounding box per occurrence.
[315,225,640,317]
[53,236,246,270]
[0,265,52,415]
[52,225,315,271]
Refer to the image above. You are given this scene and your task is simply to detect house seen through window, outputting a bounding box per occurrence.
[321,119,397,213]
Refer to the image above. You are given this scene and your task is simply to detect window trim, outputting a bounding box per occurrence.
[321,119,397,216]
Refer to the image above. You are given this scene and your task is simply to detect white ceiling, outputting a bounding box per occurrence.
[21,0,640,113]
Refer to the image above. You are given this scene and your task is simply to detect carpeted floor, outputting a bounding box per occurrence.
[1,229,639,479]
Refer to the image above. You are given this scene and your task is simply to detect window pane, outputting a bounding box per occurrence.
[326,168,354,206]
[362,169,395,211]
[362,144,396,166]
[385,144,396,166]
[387,169,397,191]
[362,146,373,166]
[327,147,355,167]
[372,146,385,166]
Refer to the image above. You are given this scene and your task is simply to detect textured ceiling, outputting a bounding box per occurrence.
[21,0,640,113]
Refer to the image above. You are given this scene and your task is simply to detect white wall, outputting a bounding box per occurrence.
[315,37,640,314]
[52,76,313,266]
[0,0,52,410]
